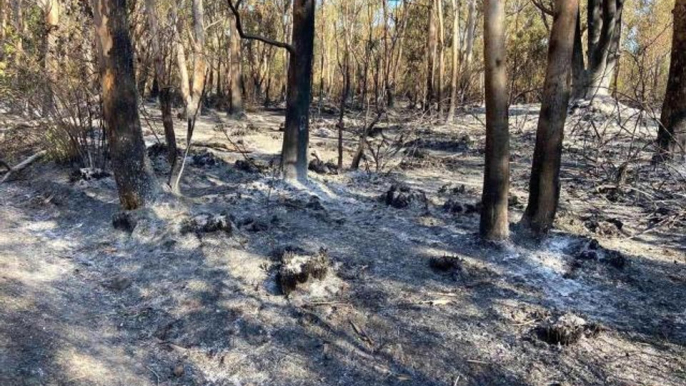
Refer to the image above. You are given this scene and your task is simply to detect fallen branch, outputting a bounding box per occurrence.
[349,319,374,346]
[0,150,47,183]
[194,141,252,153]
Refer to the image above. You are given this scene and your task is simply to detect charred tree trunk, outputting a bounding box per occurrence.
[572,5,585,99]
[480,0,510,241]
[521,0,579,235]
[657,0,686,159]
[145,0,177,168]
[281,0,315,181]
[150,75,160,99]
[91,0,159,209]
[227,16,245,118]
[338,56,349,171]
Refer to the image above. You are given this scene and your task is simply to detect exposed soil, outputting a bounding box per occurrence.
[1,102,685,386]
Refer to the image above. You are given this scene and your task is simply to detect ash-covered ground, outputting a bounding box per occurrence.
[1,101,685,386]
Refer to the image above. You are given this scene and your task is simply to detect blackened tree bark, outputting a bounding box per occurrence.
[281,0,315,181]
[521,0,579,235]
[226,0,314,182]
[91,0,159,209]
[480,0,510,241]
[571,5,585,99]
[227,16,245,117]
[657,0,686,159]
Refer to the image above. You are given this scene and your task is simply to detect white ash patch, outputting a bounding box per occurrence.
[503,236,612,316]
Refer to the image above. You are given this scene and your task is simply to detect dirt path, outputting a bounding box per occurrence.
[0,183,156,386]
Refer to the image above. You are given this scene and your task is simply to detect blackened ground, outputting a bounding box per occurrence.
[1,102,685,386]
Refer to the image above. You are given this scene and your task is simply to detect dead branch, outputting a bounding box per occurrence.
[225,0,296,55]
[351,108,384,170]
[531,0,554,16]
[0,150,47,184]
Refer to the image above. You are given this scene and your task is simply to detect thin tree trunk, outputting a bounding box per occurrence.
[0,0,6,45]
[521,0,579,234]
[188,0,207,116]
[91,0,159,209]
[585,0,624,99]
[11,0,23,65]
[447,0,460,123]
[150,75,160,99]
[41,0,58,115]
[227,16,245,117]
[281,0,315,182]
[657,0,686,159]
[338,2,351,171]
[572,5,585,99]
[480,0,510,241]
[461,0,476,103]
[172,0,207,193]
[437,0,445,119]
[144,0,177,168]
[318,0,326,114]
[382,0,392,107]
[425,0,436,112]
[338,55,349,171]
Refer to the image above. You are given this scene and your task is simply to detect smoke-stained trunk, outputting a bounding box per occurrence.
[572,5,585,99]
[521,0,579,234]
[281,0,315,181]
[657,0,686,159]
[91,0,158,209]
[227,16,245,117]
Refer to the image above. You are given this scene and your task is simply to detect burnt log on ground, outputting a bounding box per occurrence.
[0,150,47,184]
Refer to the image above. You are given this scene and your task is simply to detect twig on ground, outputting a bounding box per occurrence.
[349,319,374,346]
[146,366,160,386]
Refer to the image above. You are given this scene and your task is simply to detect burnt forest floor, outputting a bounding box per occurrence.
[1,99,685,386]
